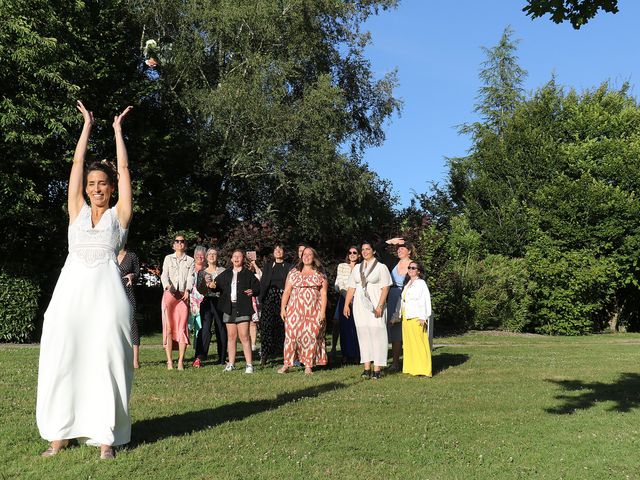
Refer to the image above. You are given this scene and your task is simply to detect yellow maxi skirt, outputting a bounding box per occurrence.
[402,314,432,377]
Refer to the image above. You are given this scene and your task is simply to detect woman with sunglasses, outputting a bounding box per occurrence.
[333,246,361,363]
[160,235,195,370]
[400,261,433,377]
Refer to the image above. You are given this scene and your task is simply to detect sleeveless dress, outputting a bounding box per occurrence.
[36,204,133,446]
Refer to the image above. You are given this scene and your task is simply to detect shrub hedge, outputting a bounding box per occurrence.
[0,270,40,342]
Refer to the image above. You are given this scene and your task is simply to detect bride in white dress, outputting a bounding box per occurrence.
[37,101,134,460]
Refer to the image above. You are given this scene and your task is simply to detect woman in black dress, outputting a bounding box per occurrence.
[118,248,140,368]
[257,244,291,365]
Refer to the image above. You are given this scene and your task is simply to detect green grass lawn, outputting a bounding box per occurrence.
[2,333,640,479]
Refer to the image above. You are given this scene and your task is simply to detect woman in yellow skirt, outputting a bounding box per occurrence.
[401,261,432,377]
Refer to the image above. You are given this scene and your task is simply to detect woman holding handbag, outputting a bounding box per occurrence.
[401,261,433,377]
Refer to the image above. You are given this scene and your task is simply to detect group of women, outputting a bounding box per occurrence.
[339,240,433,379]
[35,101,434,460]
[160,241,330,375]
[158,237,434,380]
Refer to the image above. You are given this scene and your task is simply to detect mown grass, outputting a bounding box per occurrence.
[2,333,640,479]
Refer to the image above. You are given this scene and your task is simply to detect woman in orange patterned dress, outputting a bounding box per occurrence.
[278,247,328,375]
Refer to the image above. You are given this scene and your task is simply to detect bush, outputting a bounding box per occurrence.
[468,255,532,332]
[526,242,619,335]
[0,271,40,342]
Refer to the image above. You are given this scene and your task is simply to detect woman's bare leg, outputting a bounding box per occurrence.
[227,324,238,365]
[237,322,253,365]
[133,345,140,369]
[177,343,186,370]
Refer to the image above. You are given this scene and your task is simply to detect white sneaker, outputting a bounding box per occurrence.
[245,364,254,374]
[223,363,235,372]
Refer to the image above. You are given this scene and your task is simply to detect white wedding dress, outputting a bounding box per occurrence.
[37,204,133,446]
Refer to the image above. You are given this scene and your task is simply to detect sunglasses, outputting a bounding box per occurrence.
[348,251,358,255]
[174,239,185,244]
[408,266,418,270]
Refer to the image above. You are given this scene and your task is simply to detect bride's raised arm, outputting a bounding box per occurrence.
[112,106,134,229]
[68,100,93,223]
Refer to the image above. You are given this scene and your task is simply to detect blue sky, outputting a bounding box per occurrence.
[362,0,638,207]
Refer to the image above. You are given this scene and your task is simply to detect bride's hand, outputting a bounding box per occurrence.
[76,100,93,126]
[113,106,133,132]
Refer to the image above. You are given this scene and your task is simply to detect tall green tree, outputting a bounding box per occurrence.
[130,0,400,254]
[455,27,531,257]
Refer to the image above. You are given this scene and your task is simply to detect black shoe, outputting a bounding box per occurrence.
[372,371,381,380]
[361,369,371,379]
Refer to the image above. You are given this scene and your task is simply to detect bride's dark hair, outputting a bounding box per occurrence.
[84,159,118,189]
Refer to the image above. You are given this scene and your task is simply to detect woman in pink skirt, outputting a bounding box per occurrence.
[160,235,195,370]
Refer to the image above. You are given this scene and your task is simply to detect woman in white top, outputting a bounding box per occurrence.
[401,261,433,377]
[343,242,392,379]
[333,246,361,363]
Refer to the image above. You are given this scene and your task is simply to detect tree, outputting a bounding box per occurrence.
[523,0,619,29]
[472,26,527,134]
[456,27,531,257]
[129,0,400,256]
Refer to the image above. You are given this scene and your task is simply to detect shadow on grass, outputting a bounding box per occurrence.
[129,381,349,447]
[432,352,469,375]
[546,373,640,414]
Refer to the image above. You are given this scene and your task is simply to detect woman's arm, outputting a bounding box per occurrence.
[183,259,195,300]
[375,286,390,318]
[422,281,432,324]
[318,275,328,322]
[195,270,208,295]
[280,274,293,320]
[131,252,140,282]
[343,287,355,317]
[160,255,171,290]
[247,270,260,296]
[68,101,93,223]
[374,264,393,317]
[124,252,140,286]
[250,261,263,280]
[113,106,134,229]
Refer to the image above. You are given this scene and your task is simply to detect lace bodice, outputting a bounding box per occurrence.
[67,204,128,267]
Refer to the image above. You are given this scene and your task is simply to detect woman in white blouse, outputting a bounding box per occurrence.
[401,261,433,377]
[333,246,361,363]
